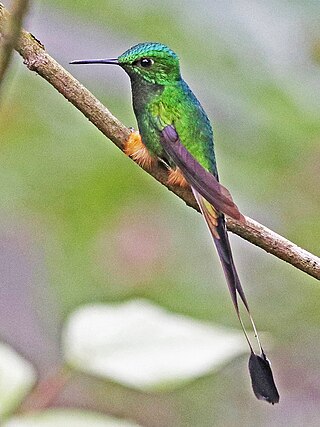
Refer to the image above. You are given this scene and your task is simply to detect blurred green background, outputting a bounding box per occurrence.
[0,0,320,425]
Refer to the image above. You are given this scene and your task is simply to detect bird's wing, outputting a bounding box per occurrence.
[160,124,244,221]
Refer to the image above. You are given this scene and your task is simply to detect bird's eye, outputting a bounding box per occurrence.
[134,57,154,68]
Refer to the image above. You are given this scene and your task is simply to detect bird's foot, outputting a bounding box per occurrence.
[124,130,156,170]
[167,167,189,188]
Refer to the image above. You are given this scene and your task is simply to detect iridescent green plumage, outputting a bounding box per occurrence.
[71,42,279,404]
[118,43,216,174]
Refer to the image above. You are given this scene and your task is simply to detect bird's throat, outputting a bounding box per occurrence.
[130,77,164,113]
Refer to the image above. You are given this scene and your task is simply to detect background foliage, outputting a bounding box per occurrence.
[0,0,320,425]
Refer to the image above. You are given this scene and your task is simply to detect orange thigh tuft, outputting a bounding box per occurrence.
[124,131,156,170]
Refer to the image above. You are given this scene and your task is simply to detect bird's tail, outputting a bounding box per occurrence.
[192,187,279,404]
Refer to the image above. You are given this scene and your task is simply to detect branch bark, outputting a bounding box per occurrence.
[0,3,319,280]
[0,0,29,92]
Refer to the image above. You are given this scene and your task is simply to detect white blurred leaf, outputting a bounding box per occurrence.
[3,409,140,427]
[0,342,36,419]
[63,299,246,391]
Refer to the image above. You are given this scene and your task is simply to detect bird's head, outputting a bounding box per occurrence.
[70,42,181,86]
[118,42,181,85]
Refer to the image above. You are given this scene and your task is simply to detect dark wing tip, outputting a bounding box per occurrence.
[218,183,245,221]
[223,203,243,221]
[248,352,280,404]
[238,212,246,223]
[226,209,246,222]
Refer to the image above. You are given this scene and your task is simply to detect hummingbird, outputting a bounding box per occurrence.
[71,42,279,403]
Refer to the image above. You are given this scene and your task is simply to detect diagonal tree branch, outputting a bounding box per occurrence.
[0,3,319,280]
[0,0,29,93]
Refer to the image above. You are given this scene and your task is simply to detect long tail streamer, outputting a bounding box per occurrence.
[192,188,280,404]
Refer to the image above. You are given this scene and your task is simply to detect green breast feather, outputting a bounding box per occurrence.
[147,80,217,175]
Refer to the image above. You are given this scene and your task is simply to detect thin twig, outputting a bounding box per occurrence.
[0,3,319,280]
[0,0,29,93]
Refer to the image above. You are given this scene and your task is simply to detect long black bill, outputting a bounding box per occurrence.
[69,58,119,65]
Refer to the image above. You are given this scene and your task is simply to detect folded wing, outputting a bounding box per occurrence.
[160,125,244,221]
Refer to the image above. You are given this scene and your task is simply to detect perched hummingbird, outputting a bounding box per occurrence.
[71,42,279,403]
